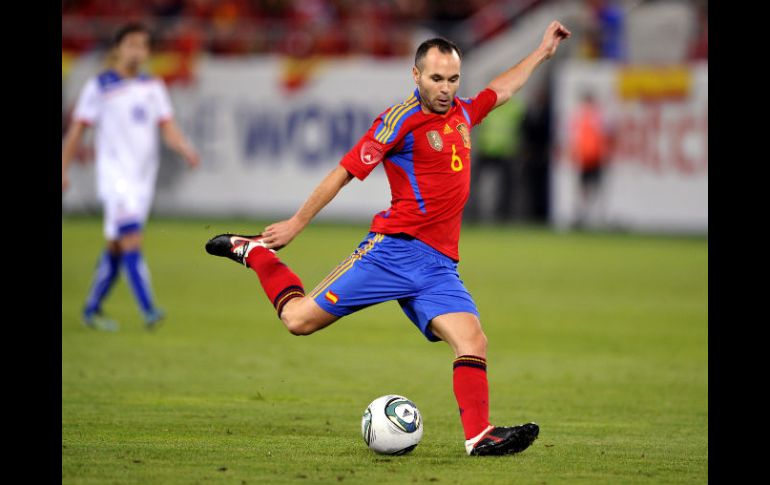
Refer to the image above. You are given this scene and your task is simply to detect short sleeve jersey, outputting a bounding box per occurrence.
[72,69,173,200]
[340,87,498,261]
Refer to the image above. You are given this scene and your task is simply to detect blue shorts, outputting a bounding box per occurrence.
[309,232,479,342]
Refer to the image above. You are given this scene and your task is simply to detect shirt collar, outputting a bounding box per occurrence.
[106,69,151,81]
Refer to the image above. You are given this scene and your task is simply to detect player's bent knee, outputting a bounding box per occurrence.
[458,324,488,356]
[285,318,316,336]
[474,331,488,355]
[280,304,318,336]
[455,331,487,356]
[280,297,339,336]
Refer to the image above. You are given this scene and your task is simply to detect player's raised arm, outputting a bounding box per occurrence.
[487,20,571,109]
[262,165,355,250]
[61,120,89,192]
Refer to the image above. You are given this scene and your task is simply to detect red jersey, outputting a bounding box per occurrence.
[340,87,498,261]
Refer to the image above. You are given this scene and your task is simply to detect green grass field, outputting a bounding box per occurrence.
[62,217,708,484]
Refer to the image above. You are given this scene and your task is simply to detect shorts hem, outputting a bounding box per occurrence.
[313,296,353,318]
[420,307,480,342]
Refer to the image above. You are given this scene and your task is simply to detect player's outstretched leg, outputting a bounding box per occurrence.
[430,312,540,456]
[206,233,303,316]
[82,242,121,332]
[206,233,340,334]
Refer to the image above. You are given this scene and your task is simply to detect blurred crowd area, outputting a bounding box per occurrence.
[62,0,522,58]
[62,0,707,60]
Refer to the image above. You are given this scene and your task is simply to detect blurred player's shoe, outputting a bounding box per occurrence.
[143,308,165,331]
[205,234,273,267]
[82,310,119,332]
[465,423,540,456]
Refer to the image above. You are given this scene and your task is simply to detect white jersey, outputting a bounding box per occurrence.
[73,70,173,201]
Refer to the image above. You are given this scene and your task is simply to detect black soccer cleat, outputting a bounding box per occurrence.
[205,233,271,267]
[466,423,540,456]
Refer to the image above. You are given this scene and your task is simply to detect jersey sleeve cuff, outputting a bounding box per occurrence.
[478,87,498,108]
[340,156,368,181]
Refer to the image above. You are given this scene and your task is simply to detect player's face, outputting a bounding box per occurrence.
[116,32,150,71]
[412,48,461,115]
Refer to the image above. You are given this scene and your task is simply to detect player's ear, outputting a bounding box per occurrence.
[412,66,420,84]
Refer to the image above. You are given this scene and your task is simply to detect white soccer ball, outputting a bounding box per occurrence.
[361,394,423,455]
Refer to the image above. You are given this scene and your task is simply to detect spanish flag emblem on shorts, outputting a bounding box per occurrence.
[325,290,339,304]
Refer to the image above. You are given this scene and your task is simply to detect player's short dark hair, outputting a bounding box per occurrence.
[414,38,462,69]
[113,22,151,47]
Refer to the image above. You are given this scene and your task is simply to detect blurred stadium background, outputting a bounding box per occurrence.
[62,0,708,233]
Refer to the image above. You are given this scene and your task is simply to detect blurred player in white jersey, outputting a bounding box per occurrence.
[62,23,200,331]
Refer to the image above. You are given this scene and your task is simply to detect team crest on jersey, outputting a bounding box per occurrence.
[360,140,384,165]
[456,123,471,148]
[426,130,443,151]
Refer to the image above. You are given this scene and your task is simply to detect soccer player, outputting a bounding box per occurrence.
[62,23,200,331]
[206,21,570,455]
[569,91,612,229]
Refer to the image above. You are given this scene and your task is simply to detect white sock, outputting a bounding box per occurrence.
[464,425,495,455]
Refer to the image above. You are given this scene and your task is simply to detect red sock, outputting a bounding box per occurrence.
[245,247,304,316]
[453,355,490,440]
